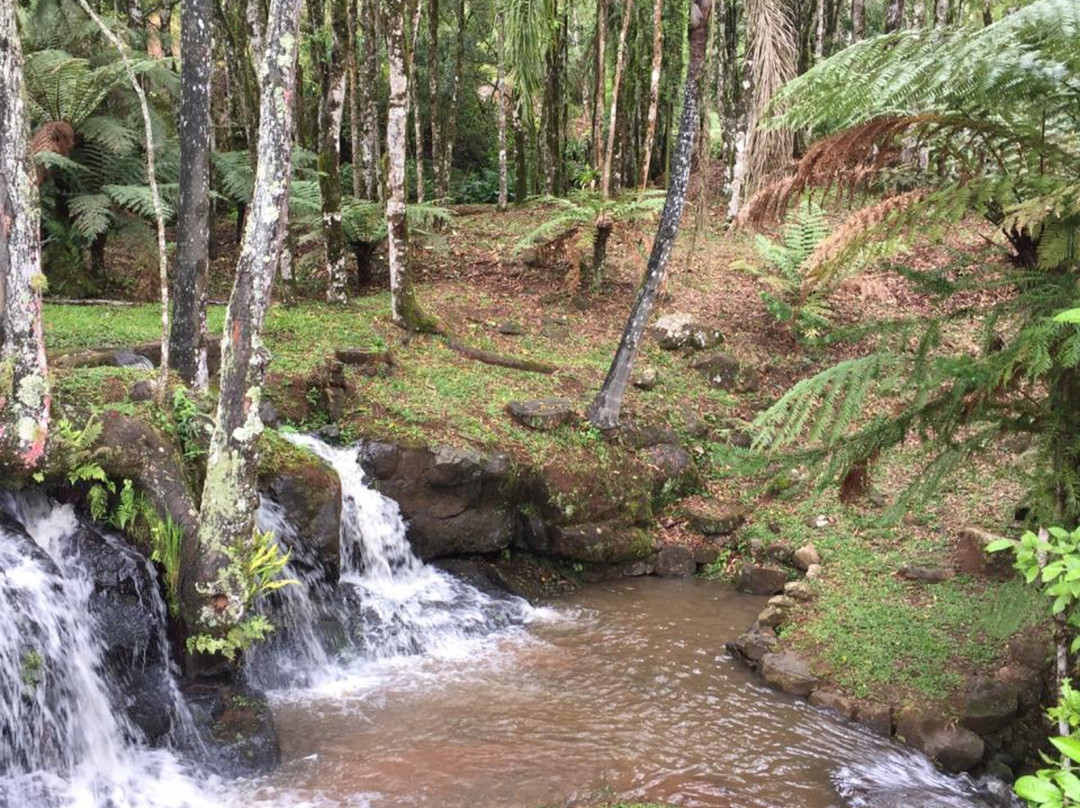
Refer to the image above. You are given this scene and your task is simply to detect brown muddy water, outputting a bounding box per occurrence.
[249,578,998,808]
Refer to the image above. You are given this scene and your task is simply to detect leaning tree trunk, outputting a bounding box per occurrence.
[171,0,213,391]
[496,4,508,210]
[0,1,50,469]
[384,0,437,331]
[639,0,663,191]
[78,0,172,394]
[188,0,302,637]
[312,0,350,304]
[588,0,712,430]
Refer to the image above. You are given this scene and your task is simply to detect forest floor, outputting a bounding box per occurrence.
[43,198,1048,717]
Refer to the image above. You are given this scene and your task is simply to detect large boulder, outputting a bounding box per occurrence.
[955,527,1016,581]
[506,398,575,430]
[896,710,987,773]
[265,466,343,575]
[735,564,788,595]
[689,352,741,391]
[681,498,747,537]
[532,522,657,564]
[361,442,521,559]
[761,652,819,697]
[649,313,723,350]
[654,545,696,578]
[962,677,1020,735]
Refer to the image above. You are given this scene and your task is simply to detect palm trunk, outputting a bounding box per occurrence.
[588,0,712,430]
[385,0,437,331]
[171,0,213,391]
[190,0,302,638]
[639,0,663,191]
[78,0,171,394]
[0,0,50,469]
[600,0,634,200]
[312,0,349,304]
[441,0,465,197]
[591,0,608,180]
[496,4,508,210]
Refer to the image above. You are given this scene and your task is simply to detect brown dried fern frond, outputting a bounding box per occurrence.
[739,114,941,227]
[31,120,76,186]
[801,189,925,287]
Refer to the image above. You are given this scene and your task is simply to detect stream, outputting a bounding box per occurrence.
[0,434,1018,808]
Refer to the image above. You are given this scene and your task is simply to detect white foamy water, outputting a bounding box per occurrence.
[246,434,544,695]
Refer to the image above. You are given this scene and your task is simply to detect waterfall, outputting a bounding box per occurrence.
[0,492,217,808]
[246,434,539,692]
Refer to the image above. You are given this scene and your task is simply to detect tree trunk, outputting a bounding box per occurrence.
[885,0,904,31]
[78,0,172,394]
[814,0,825,58]
[427,0,444,197]
[639,0,663,190]
[171,0,213,391]
[189,0,302,637]
[441,0,465,197]
[311,0,349,304]
[588,0,711,430]
[591,0,608,179]
[600,0,634,201]
[347,0,364,198]
[496,5,508,210]
[385,0,437,331]
[0,0,50,469]
[513,99,527,204]
[852,0,865,39]
[933,0,948,26]
[361,0,382,199]
[409,0,425,203]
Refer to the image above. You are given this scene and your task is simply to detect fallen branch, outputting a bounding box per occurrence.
[444,336,559,374]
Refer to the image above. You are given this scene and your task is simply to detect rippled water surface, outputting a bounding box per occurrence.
[257,578,939,808]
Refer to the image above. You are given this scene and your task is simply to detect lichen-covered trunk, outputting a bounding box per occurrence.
[639,0,663,191]
[851,0,865,39]
[884,0,904,31]
[172,0,213,391]
[513,100,527,204]
[360,0,382,199]
[189,0,301,635]
[588,0,711,431]
[384,0,436,331]
[312,0,349,304]
[600,0,634,201]
[496,7,508,210]
[427,0,444,198]
[347,0,364,198]
[0,2,50,469]
[409,0,425,204]
[933,0,949,25]
[441,0,465,197]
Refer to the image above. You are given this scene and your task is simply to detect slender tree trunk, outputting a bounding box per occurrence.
[427,0,444,197]
[513,99,527,203]
[440,0,465,197]
[639,0,663,190]
[600,0,634,201]
[496,4,508,210]
[851,0,865,39]
[311,0,349,304]
[348,0,363,198]
[885,0,904,31]
[591,0,608,179]
[360,0,382,199]
[933,0,948,26]
[189,0,302,637]
[814,0,825,58]
[0,1,50,469]
[588,0,712,430]
[409,0,425,203]
[171,0,212,391]
[78,0,171,393]
[384,0,437,331]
